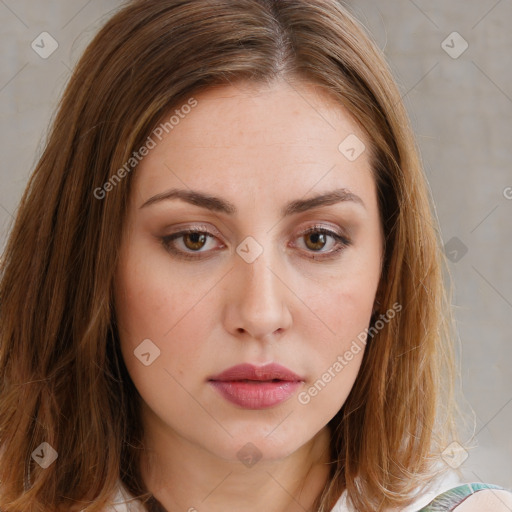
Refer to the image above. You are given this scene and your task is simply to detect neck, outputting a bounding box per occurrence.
[139,410,332,512]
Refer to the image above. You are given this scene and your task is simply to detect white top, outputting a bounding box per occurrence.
[104,470,462,512]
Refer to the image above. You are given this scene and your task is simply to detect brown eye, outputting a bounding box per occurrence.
[161,228,223,261]
[182,232,208,251]
[304,232,328,251]
[295,227,352,261]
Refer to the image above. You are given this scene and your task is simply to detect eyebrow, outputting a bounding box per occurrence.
[140,187,365,216]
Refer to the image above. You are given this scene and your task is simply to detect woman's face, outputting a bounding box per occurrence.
[114,79,383,463]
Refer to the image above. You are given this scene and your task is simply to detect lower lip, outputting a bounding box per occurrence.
[209,380,302,409]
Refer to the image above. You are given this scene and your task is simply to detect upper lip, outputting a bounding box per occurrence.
[208,363,304,382]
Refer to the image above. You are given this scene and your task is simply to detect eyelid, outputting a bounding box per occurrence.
[297,222,348,239]
[165,223,222,237]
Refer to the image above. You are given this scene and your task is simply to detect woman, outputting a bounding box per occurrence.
[0,1,510,511]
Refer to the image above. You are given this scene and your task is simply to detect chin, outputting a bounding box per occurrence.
[208,421,319,465]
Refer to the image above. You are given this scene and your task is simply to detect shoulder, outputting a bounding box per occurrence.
[330,477,512,512]
[419,483,512,512]
[452,488,512,511]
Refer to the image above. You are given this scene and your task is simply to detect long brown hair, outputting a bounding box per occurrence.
[0,1,460,510]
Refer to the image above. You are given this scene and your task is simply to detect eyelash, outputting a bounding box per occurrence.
[161,225,352,262]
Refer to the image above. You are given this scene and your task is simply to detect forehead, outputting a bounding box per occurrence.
[131,79,376,212]
[157,80,369,152]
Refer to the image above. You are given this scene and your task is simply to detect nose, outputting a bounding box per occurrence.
[222,246,293,342]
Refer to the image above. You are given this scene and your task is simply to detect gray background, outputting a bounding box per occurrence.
[1,0,510,489]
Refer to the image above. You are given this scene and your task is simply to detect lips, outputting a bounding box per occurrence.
[209,363,304,382]
[208,363,304,409]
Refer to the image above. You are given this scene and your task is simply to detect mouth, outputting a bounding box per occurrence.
[208,363,304,409]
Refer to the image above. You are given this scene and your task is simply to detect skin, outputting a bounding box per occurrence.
[455,491,512,512]
[114,78,384,512]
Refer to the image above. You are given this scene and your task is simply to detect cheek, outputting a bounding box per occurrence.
[308,281,372,378]
[299,257,378,343]
[114,249,216,381]
[290,258,378,416]
[294,288,370,424]
[322,283,373,331]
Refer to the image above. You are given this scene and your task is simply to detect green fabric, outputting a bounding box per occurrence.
[418,482,507,511]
